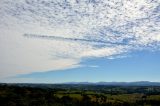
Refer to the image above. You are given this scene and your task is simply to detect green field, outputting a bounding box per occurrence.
[0,84,160,106]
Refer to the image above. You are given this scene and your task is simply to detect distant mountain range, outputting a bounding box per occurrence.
[1,81,160,86]
[62,81,160,86]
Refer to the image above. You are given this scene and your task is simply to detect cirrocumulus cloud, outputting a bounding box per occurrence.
[0,0,160,78]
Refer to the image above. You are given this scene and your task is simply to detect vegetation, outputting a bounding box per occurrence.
[0,84,160,106]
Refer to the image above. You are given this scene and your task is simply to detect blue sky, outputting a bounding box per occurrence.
[0,0,160,83]
[6,50,160,83]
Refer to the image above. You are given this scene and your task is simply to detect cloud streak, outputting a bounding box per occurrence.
[0,0,160,79]
[23,33,127,45]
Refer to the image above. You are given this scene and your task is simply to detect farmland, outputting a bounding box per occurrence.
[0,84,160,106]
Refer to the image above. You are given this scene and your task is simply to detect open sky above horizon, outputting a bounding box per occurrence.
[0,0,160,83]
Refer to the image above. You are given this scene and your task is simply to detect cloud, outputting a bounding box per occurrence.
[81,45,129,57]
[0,0,160,79]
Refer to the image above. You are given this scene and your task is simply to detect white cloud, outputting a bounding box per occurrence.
[0,0,160,79]
[81,46,128,58]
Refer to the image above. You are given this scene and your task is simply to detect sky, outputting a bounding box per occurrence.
[0,0,160,83]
